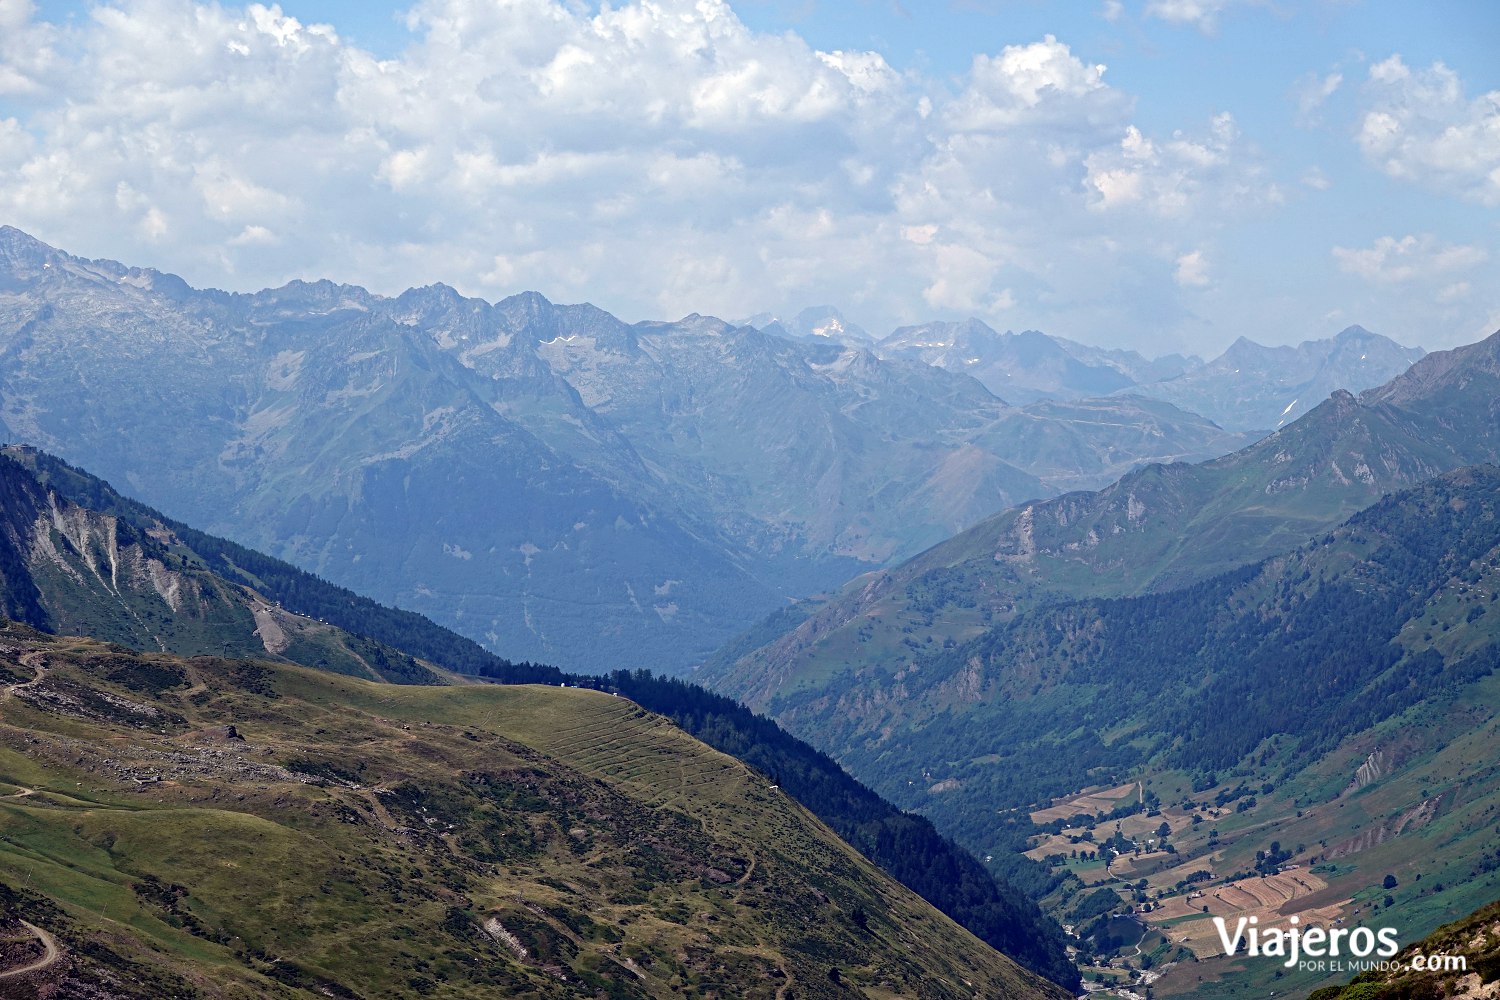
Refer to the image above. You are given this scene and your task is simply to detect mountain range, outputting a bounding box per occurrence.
[706,330,1500,710]
[874,320,1143,404]
[0,227,1271,672]
[0,219,1496,998]
[796,312,1421,425]
[741,305,874,345]
[1122,324,1427,431]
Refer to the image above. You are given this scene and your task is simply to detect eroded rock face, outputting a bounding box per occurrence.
[1344,749,1391,795]
[0,454,444,685]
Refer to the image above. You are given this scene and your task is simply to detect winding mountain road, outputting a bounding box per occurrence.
[2,652,48,704]
[0,920,61,980]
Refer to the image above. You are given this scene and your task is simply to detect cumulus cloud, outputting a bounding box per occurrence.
[0,0,63,99]
[0,0,1280,344]
[1332,234,1487,284]
[1175,250,1210,287]
[1083,112,1272,216]
[944,35,1121,130]
[1144,0,1244,32]
[1356,55,1500,205]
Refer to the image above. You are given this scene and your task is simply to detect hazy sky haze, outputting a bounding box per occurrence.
[3,0,1496,356]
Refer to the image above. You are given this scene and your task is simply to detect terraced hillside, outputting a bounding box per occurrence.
[0,623,1065,999]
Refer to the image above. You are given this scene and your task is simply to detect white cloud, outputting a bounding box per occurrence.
[124,204,166,241]
[1144,0,1244,32]
[1175,250,1210,287]
[1356,55,1500,205]
[1437,281,1470,305]
[0,0,57,79]
[0,0,1285,346]
[1083,112,1271,216]
[229,224,277,246]
[900,223,937,246]
[0,116,34,167]
[921,243,998,312]
[1294,69,1343,124]
[1368,54,1409,85]
[1332,234,1488,284]
[944,36,1120,131]
[1301,166,1331,190]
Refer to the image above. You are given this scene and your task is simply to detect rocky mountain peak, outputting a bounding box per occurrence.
[1366,328,1500,406]
[791,305,872,343]
[398,281,466,306]
[1216,335,1270,362]
[0,225,56,259]
[0,226,64,277]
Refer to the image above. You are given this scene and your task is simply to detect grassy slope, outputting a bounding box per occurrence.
[0,623,1064,1000]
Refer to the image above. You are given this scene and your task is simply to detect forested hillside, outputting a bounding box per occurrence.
[758,465,1500,853]
[698,465,1500,996]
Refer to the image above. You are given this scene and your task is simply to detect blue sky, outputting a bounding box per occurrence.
[5,0,1497,356]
